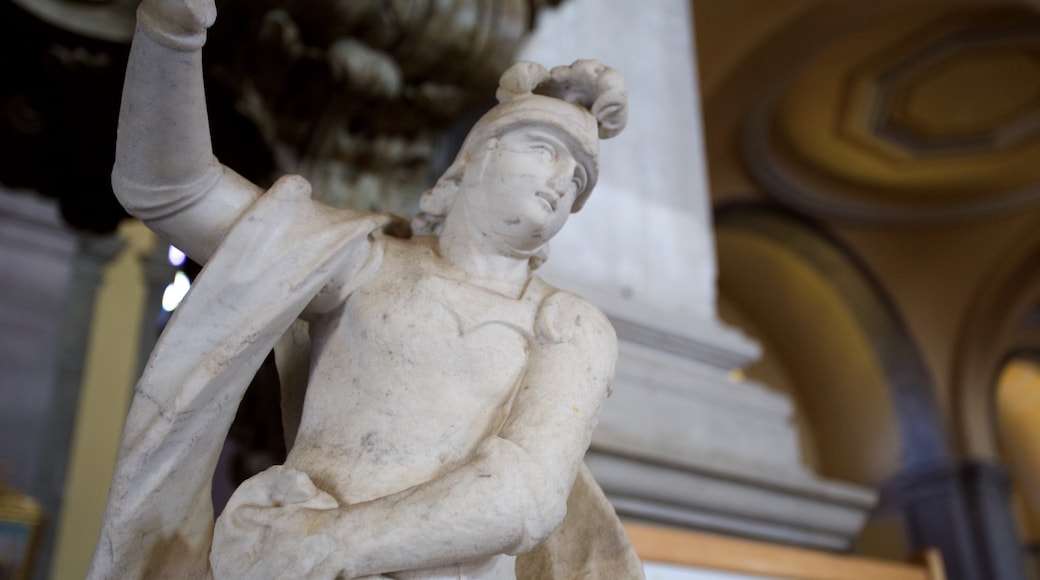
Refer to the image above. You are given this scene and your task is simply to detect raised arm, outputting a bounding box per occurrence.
[212,292,618,578]
[113,0,262,263]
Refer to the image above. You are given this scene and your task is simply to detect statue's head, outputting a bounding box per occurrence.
[413,60,627,243]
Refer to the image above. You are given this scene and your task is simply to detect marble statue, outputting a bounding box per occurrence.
[88,0,642,578]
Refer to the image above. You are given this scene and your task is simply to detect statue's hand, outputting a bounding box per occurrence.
[137,0,217,50]
[212,466,349,579]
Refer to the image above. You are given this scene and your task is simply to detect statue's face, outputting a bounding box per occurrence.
[457,127,588,254]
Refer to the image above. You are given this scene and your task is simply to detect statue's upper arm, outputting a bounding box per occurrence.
[498,293,617,480]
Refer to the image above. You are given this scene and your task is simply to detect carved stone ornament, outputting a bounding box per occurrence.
[88,0,643,578]
[0,0,564,234]
[204,0,567,217]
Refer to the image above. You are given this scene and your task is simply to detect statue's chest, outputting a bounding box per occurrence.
[340,250,544,402]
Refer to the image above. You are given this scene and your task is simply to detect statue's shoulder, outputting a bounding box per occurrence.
[528,281,617,394]
[248,175,391,237]
[532,281,616,349]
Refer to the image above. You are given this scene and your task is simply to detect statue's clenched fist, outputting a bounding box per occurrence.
[137,0,216,50]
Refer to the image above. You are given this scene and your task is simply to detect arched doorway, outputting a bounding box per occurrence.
[715,205,950,560]
[953,235,1040,579]
[716,206,947,482]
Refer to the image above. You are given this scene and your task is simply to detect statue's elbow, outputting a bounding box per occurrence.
[484,440,571,554]
[110,161,222,223]
[110,163,168,220]
[512,481,568,554]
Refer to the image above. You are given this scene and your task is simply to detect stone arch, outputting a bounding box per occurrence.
[953,234,1040,461]
[715,204,950,485]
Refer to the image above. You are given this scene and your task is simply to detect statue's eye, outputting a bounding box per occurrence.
[530,142,555,161]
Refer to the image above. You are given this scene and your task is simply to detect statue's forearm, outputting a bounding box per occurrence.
[113,16,219,218]
[112,2,260,262]
[328,437,571,577]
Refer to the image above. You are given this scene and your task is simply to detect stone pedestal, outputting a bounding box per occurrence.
[587,293,875,550]
[522,0,876,550]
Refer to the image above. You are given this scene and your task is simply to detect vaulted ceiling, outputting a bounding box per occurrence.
[695,0,1040,224]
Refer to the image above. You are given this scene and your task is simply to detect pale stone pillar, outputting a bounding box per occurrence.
[48,222,162,580]
[521,0,717,323]
[521,0,876,549]
[33,233,124,580]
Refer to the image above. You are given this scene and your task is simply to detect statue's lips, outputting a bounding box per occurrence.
[535,190,557,211]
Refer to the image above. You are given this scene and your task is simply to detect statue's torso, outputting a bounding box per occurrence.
[286,236,549,506]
